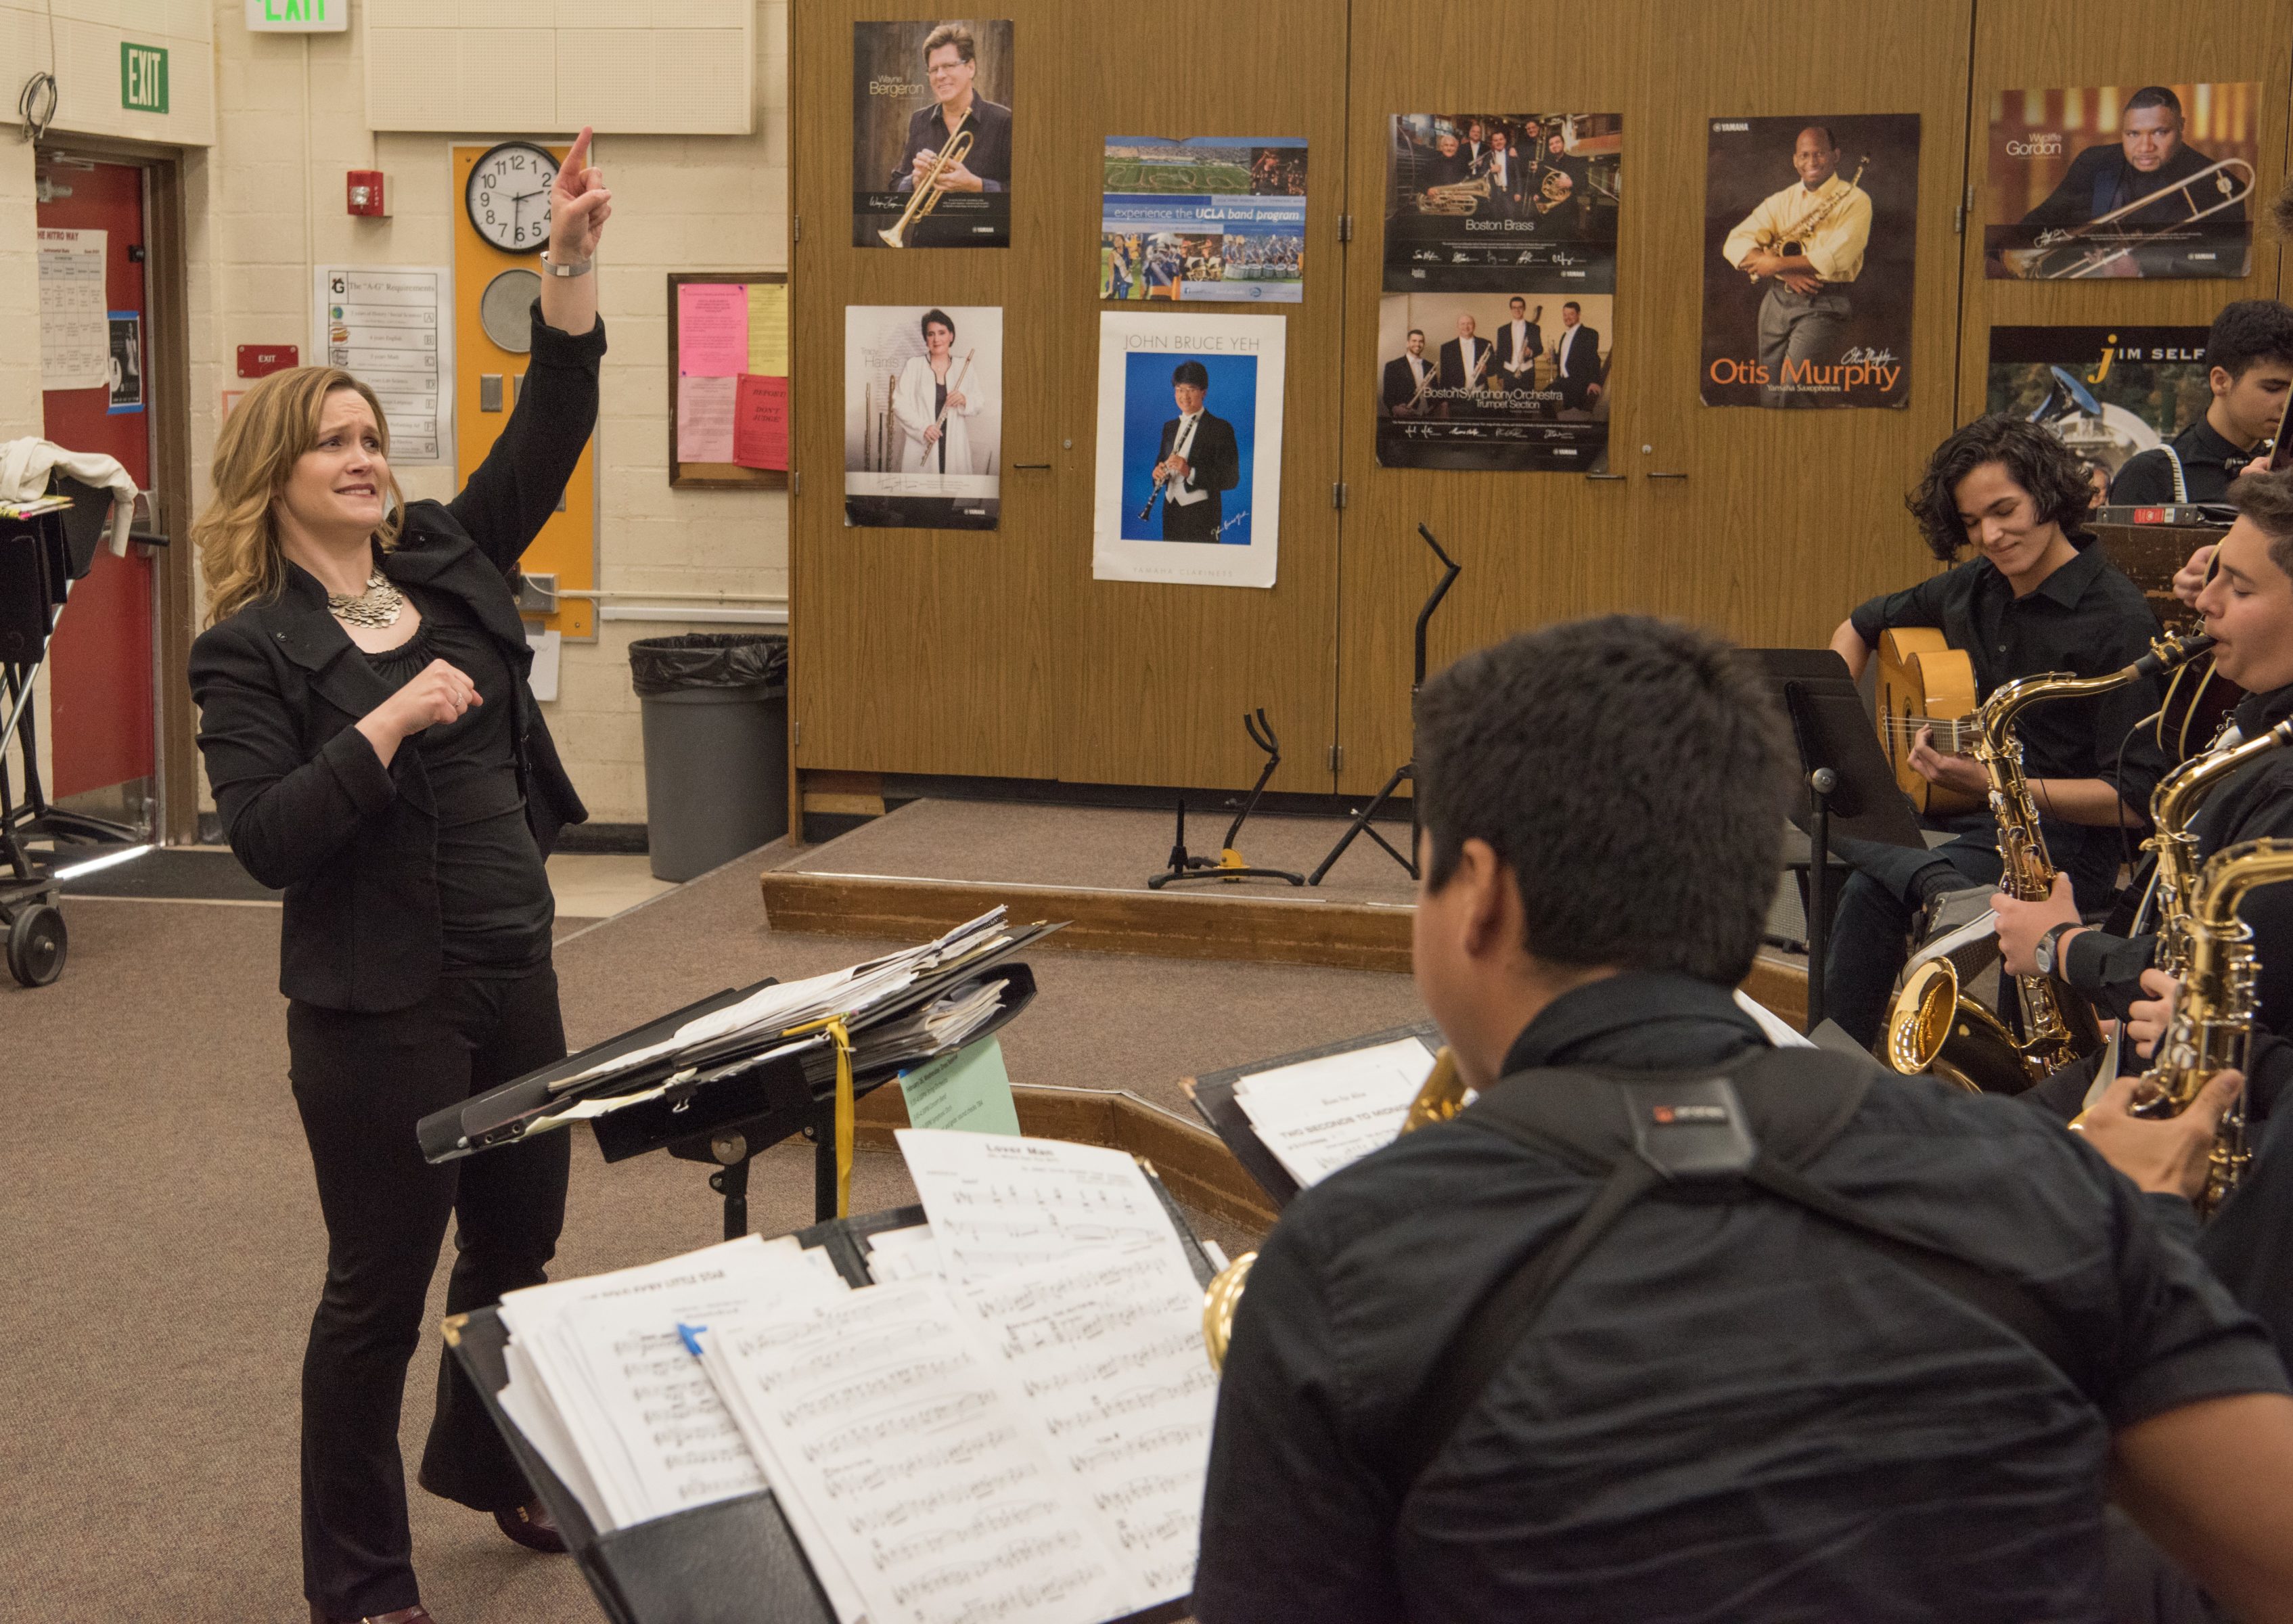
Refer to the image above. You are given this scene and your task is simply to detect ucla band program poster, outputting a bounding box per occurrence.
[1377,112,1620,472]
[1700,114,1920,410]
[1100,137,1307,304]
[1093,309,1286,589]
[853,20,1014,249]
[1984,83,2258,280]
[1986,326,2213,490]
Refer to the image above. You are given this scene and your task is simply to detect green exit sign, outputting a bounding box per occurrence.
[120,42,168,114]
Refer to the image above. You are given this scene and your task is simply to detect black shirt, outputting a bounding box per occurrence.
[1194,972,2285,1624]
[363,585,554,975]
[1850,540,2169,812]
[2111,415,2256,506]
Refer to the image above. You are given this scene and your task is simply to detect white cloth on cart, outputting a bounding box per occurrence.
[0,438,137,557]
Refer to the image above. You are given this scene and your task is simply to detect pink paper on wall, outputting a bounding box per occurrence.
[677,284,748,376]
[733,374,788,470]
[677,374,737,461]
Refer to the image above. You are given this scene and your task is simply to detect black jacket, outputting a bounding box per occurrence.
[1154,410,1240,539]
[189,306,601,1012]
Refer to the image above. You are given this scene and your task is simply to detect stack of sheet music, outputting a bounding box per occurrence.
[492,1128,1219,1624]
[1229,1034,1438,1189]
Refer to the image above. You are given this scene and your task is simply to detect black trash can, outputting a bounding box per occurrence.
[628,633,790,882]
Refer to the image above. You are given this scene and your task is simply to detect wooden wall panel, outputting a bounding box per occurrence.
[790,3,1069,780]
[1047,1,1347,796]
[1954,0,2293,422]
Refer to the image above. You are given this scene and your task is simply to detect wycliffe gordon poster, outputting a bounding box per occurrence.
[1701,114,1920,409]
[1377,112,1621,471]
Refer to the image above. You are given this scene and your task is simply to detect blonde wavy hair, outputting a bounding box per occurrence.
[192,367,406,626]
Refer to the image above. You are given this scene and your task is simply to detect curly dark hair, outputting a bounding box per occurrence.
[2204,300,2293,380]
[2230,465,2293,579]
[1905,415,2093,562]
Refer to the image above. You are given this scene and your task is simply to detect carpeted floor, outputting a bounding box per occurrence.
[0,838,1424,1622]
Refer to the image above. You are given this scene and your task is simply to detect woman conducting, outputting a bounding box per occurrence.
[188,131,611,1624]
[892,307,989,476]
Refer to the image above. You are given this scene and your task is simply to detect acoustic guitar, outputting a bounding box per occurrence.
[1874,628,1982,815]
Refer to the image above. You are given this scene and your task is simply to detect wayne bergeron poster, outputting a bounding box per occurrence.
[1701,114,1920,410]
[853,20,1014,249]
[1376,113,1620,471]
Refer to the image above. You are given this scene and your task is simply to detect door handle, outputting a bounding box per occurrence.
[1012,461,1051,470]
[1648,471,1689,480]
[1585,472,1627,481]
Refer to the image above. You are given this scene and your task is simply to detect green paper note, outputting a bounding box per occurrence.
[899,1037,1022,1137]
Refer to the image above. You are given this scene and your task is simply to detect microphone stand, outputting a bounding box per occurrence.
[1310,524,1460,884]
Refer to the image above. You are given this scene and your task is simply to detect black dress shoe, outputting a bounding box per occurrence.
[495,1497,568,1554]
[309,1606,436,1624]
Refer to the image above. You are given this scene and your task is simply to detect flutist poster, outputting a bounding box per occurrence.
[1984,84,2257,279]
[1702,114,1920,410]
[1987,326,2212,493]
[852,20,1014,249]
[1377,113,1620,472]
[845,304,1003,531]
[1093,310,1285,588]
[1101,137,1307,303]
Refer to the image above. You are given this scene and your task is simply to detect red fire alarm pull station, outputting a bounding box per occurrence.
[346,170,388,217]
[237,345,300,378]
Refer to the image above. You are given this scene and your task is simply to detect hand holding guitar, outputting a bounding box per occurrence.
[1907,724,1987,798]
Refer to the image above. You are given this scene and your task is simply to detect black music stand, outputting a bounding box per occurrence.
[1310,524,1460,884]
[1148,710,1304,888]
[1746,650,1924,1031]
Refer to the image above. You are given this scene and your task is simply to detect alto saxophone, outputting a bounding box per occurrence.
[2146,715,2293,978]
[1886,633,2214,1091]
[2128,836,2293,1214]
[1202,1048,1465,1371]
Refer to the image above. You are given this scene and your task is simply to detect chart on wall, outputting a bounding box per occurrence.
[1093,309,1286,588]
[1376,113,1619,472]
[1987,326,2212,484]
[1700,114,1919,410]
[1984,83,2258,280]
[1100,137,1306,303]
[845,304,1003,531]
[853,20,1014,250]
[312,265,451,465]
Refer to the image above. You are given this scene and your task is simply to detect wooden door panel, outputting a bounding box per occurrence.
[1047,0,1346,795]
[1954,0,2291,423]
[790,3,1068,780]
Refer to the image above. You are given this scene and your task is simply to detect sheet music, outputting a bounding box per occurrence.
[498,1339,612,1529]
[896,1129,1191,1284]
[955,1247,1217,1604]
[1231,1036,1437,1188]
[700,1282,1135,1624]
[865,1223,945,1283]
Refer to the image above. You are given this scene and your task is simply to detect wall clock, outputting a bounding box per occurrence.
[463,140,558,254]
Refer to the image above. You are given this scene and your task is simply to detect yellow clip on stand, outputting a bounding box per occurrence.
[1146,709,1305,890]
[788,1014,857,1217]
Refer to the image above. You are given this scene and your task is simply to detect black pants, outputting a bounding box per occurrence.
[1823,817,2127,1050]
[287,966,570,1619]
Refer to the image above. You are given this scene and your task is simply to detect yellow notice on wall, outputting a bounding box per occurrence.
[746,281,789,377]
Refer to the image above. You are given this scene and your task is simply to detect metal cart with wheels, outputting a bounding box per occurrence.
[1,477,139,987]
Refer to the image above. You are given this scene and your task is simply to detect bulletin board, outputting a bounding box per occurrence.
[668,271,790,489]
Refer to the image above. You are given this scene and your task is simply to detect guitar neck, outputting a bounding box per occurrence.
[1884,715,1981,753]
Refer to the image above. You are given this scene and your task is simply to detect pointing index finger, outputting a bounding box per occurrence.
[563,126,593,180]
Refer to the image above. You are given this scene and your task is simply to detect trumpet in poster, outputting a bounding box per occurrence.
[880,127,975,249]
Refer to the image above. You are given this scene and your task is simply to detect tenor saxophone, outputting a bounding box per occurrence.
[2128,836,2293,1214]
[2146,715,2293,978]
[1202,1048,1464,1371]
[1885,633,2213,1090]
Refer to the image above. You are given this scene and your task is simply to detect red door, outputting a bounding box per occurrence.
[36,156,154,822]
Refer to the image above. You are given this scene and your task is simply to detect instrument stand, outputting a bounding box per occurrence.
[1310,524,1460,885]
[1147,710,1304,888]
[1803,767,1838,1031]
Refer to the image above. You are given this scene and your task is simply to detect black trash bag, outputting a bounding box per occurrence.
[628,633,788,696]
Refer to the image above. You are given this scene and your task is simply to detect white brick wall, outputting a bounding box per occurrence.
[181,0,792,825]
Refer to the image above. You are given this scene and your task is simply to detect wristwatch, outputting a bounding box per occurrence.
[2034,921,2079,979]
[539,250,592,279]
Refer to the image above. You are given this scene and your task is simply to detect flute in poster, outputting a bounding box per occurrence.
[1093,310,1286,589]
[1984,83,2256,280]
[1700,115,1920,410]
[845,304,1003,531]
[1101,137,1307,304]
[853,19,1014,250]
[1376,112,1620,472]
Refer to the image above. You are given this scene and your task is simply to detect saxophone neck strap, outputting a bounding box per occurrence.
[1382,1047,2083,1497]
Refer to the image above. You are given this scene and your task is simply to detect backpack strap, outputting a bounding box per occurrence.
[1382,1049,2079,1499]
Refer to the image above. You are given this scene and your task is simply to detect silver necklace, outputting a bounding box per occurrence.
[326,571,405,629]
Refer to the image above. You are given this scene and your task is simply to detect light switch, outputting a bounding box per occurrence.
[479,374,503,412]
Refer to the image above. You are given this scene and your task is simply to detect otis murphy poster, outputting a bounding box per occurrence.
[1701,114,1920,409]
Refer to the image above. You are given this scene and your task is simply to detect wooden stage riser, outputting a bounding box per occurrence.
[764,869,1814,1030]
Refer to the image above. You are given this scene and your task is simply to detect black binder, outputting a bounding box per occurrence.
[1185,1020,1445,1211]
[446,1192,1214,1624]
